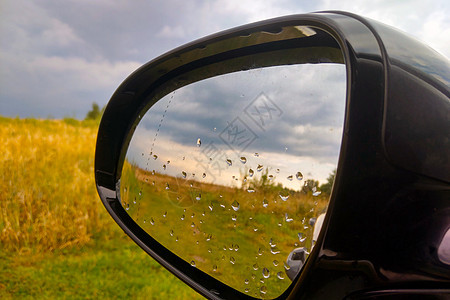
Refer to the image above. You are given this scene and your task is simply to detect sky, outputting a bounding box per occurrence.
[0,0,449,119]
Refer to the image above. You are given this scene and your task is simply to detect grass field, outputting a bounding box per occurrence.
[0,116,203,299]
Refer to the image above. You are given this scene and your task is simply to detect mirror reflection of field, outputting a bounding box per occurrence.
[122,161,328,299]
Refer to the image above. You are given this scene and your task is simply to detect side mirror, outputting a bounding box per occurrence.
[95,12,450,299]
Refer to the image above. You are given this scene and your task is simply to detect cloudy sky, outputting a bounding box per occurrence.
[0,0,449,119]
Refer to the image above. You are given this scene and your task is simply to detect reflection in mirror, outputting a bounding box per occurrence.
[120,62,345,298]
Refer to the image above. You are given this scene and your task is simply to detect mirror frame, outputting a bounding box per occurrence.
[95,11,450,299]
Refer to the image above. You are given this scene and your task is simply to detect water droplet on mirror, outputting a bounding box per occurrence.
[298,232,306,243]
[273,260,279,266]
[304,225,309,230]
[231,200,240,211]
[213,127,217,132]
[165,183,170,190]
[163,211,167,218]
[150,218,155,225]
[230,257,235,264]
[234,244,239,251]
[208,202,213,211]
[285,213,293,222]
[268,175,274,181]
[202,173,206,178]
[213,265,217,272]
[249,169,254,177]
[296,171,303,180]
[208,248,212,253]
[191,213,195,218]
[287,175,293,181]
[253,263,259,270]
[162,164,166,170]
[258,248,264,256]
[247,188,255,193]
[182,171,187,178]
[244,279,249,284]
[284,262,291,270]
[153,154,158,160]
[245,288,249,293]
[226,159,232,166]
[206,234,212,241]
[269,238,276,248]
[240,157,247,164]
[262,268,270,278]
[180,214,185,220]
[260,286,267,295]
[196,194,201,201]
[191,222,195,228]
[313,191,322,196]
[257,164,263,172]
[279,194,289,201]
[191,260,196,267]
[197,138,201,147]
[254,152,259,157]
[169,230,174,236]
[152,170,155,175]
[277,272,285,280]
[231,215,237,221]
[271,247,280,255]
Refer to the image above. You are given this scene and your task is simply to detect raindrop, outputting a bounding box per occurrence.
[277,272,285,280]
[152,170,156,175]
[169,230,174,236]
[287,175,293,181]
[257,164,263,172]
[230,257,235,264]
[213,127,217,132]
[260,286,267,295]
[313,190,322,197]
[269,238,276,248]
[182,171,187,178]
[206,234,212,241]
[263,199,268,208]
[258,248,264,256]
[268,175,274,181]
[153,154,158,160]
[180,215,185,220]
[191,260,196,267]
[253,263,259,270]
[249,169,254,177]
[196,194,201,201]
[182,156,185,160]
[176,236,179,242]
[284,262,291,270]
[285,213,294,222]
[245,288,249,293]
[304,225,309,230]
[191,222,195,227]
[163,211,167,218]
[208,202,213,211]
[234,244,239,251]
[240,157,247,164]
[202,173,206,178]
[244,279,249,285]
[208,248,212,253]
[191,213,195,218]
[253,228,259,232]
[279,194,289,201]
[273,260,279,266]
[296,171,303,180]
[252,274,256,280]
[150,218,155,225]
[298,232,306,243]
[197,138,201,147]
[247,188,255,193]
[226,159,232,166]
[276,168,280,173]
[152,181,155,186]
[231,215,237,221]
[262,268,270,278]
[243,176,247,182]
[124,187,127,193]
[220,204,225,209]
[270,247,280,255]
[138,191,142,196]
[126,204,129,210]
[231,200,240,211]
[165,183,170,190]
[213,265,217,272]
[162,164,166,170]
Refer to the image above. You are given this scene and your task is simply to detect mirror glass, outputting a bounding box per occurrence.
[120,61,345,298]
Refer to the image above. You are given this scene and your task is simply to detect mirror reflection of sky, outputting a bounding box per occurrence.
[126,63,346,190]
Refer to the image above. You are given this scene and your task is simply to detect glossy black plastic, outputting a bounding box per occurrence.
[95,11,450,299]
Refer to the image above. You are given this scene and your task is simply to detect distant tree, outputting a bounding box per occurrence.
[85,102,101,120]
[319,169,336,195]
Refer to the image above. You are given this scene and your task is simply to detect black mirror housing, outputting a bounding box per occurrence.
[95,11,450,299]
